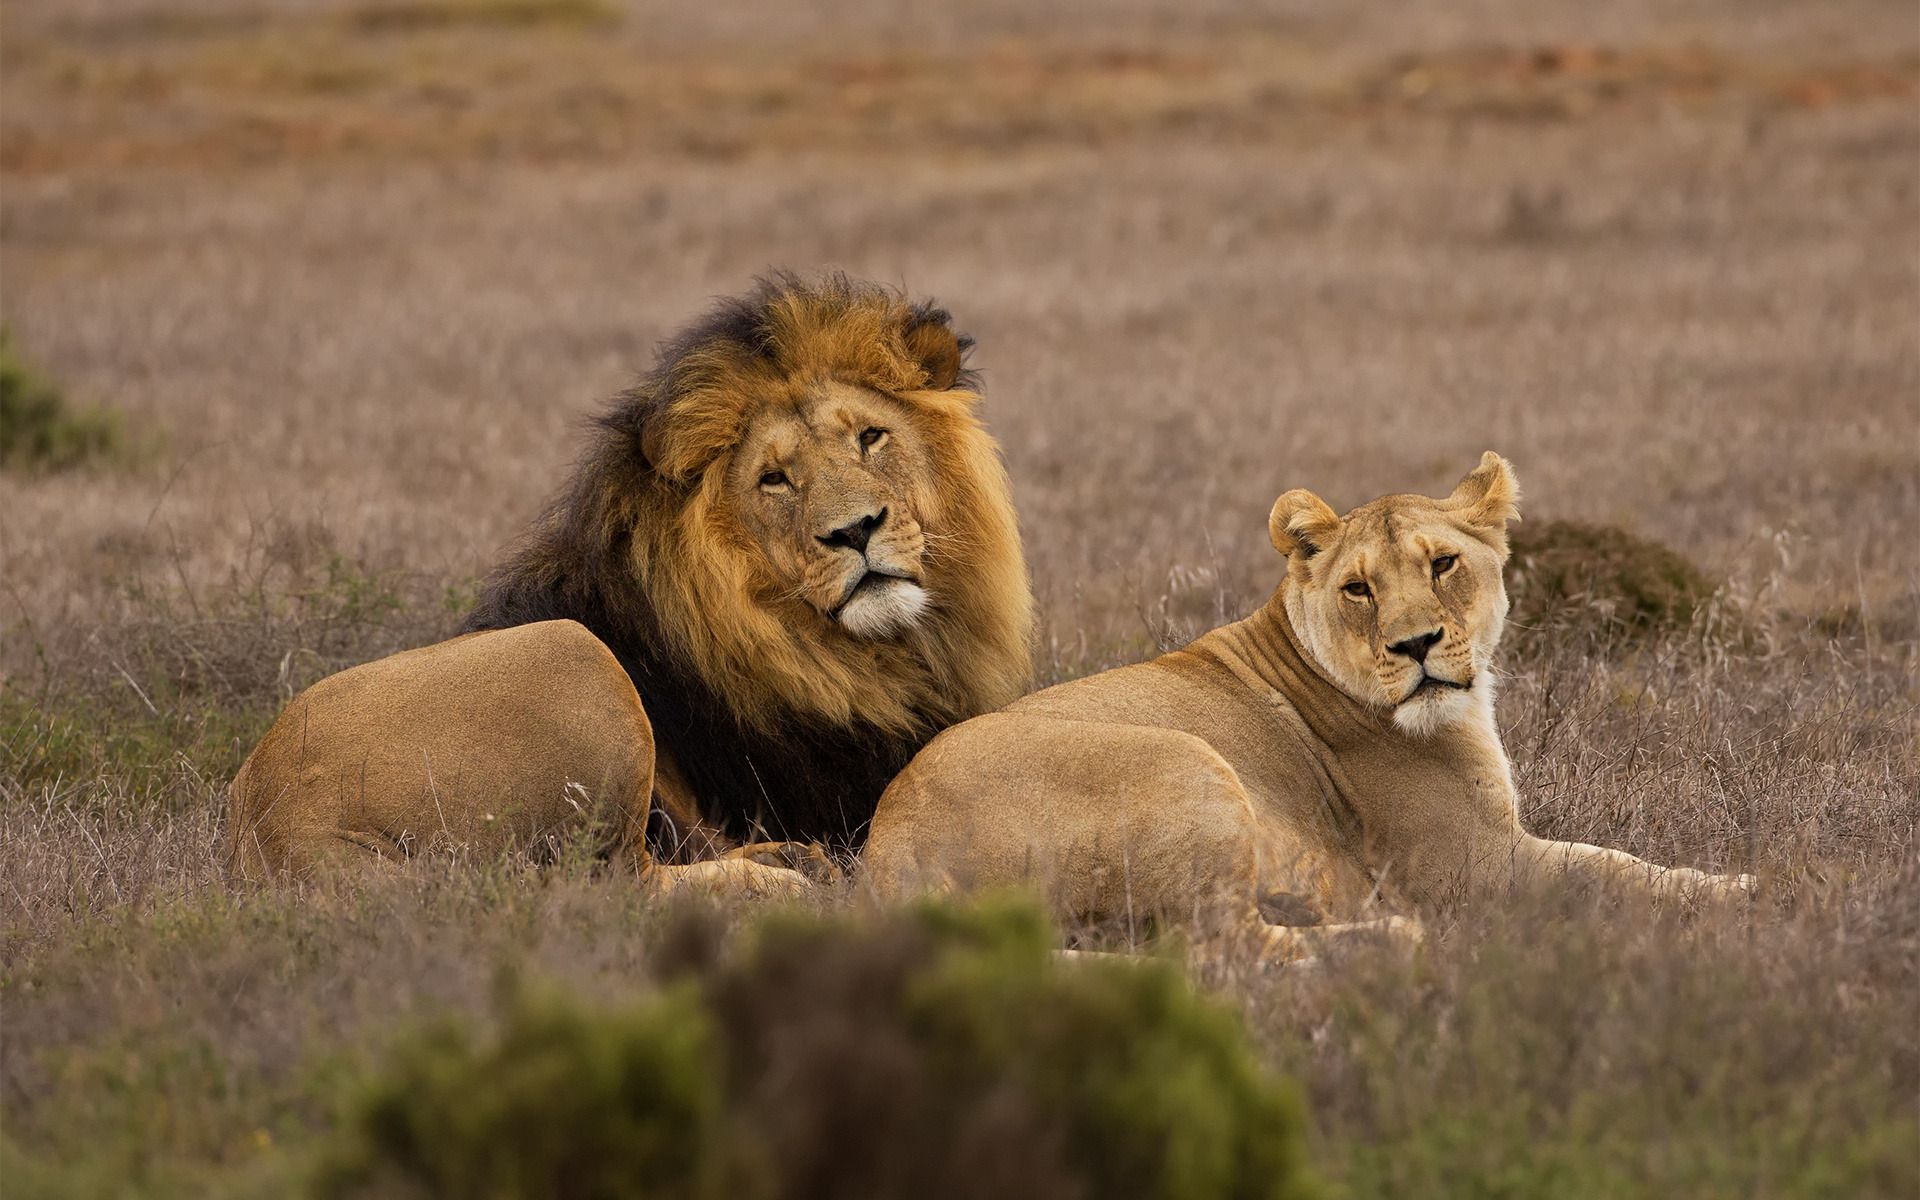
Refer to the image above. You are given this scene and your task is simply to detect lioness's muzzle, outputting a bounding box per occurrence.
[1407,673,1471,699]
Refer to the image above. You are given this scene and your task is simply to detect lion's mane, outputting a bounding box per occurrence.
[461,273,1032,850]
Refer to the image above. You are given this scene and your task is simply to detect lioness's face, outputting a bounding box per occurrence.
[1272,453,1520,736]
[728,380,936,639]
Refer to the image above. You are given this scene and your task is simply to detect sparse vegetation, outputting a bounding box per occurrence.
[1262,892,1917,1199]
[2,0,1914,1196]
[345,0,622,34]
[2,1,1911,173]
[4,562,1912,1198]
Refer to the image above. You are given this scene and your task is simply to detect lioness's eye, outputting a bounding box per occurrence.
[1342,580,1371,599]
[1432,555,1457,577]
[759,470,789,489]
[859,427,888,450]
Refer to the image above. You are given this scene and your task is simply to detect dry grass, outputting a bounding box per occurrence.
[5,19,1911,174]
[2,0,1917,1194]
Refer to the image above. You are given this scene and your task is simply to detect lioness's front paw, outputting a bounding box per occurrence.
[1258,914,1424,964]
[1668,868,1757,904]
[1710,872,1758,899]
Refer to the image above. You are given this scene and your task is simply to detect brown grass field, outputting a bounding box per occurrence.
[3,0,1917,1194]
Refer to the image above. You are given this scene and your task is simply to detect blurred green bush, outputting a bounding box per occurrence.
[0,327,124,472]
[314,896,1318,1200]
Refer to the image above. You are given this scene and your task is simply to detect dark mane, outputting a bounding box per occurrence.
[600,270,978,456]
[460,272,995,854]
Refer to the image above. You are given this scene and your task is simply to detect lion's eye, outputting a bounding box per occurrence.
[858,427,888,450]
[759,470,790,489]
[1432,555,1457,577]
[1342,580,1372,599]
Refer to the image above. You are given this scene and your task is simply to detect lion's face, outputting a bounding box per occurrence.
[1271,453,1521,736]
[617,275,1032,737]
[728,380,935,639]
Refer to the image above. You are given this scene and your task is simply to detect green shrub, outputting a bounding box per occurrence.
[347,0,623,33]
[1505,520,1723,651]
[315,896,1318,1200]
[0,328,123,471]
[317,984,721,1200]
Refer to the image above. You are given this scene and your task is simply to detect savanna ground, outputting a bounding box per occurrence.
[2,0,1917,1194]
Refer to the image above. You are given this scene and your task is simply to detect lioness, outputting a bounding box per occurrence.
[864,453,1752,954]
[227,274,1032,882]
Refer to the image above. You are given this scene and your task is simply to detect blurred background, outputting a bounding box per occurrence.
[3,0,1915,671]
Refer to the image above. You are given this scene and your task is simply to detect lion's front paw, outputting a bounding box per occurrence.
[1372,914,1427,945]
[724,841,843,885]
[646,858,816,900]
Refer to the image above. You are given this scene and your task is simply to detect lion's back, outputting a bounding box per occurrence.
[225,620,654,879]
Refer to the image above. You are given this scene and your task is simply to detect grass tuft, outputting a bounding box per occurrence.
[0,328,125,473]
[1506,521,1726,651]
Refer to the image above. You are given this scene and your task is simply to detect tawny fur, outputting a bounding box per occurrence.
[864,453,1752,958]
[225,621,654,880]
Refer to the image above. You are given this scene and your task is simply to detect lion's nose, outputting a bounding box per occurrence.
[819,507,888,554]
[1388,630,1443,663]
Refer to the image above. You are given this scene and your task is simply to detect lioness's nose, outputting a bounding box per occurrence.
[1388,630,1443,663]
[819,507,888,554]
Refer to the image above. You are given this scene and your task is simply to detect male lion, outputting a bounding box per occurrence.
[863,453,1751,956]
[227,273,1032,881]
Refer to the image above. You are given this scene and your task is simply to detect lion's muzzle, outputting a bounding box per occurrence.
[809,507,930,639]
[836,573,929,638]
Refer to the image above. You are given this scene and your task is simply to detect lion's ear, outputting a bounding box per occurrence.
[903,318,963,390]
[634,393,740,485]
[602,389,680,480]
[1447,451,1521,531]
[637,418,669,476]
[1270,490,1342,561]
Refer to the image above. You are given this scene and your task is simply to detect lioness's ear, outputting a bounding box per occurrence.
[1270,490,1342,561]
[902,317,963,390]
[1447,450,1521,530]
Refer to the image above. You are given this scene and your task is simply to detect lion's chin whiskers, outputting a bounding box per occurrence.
[836,575,930,639]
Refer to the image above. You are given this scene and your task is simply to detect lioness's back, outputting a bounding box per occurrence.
[1011,652,1232,731]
